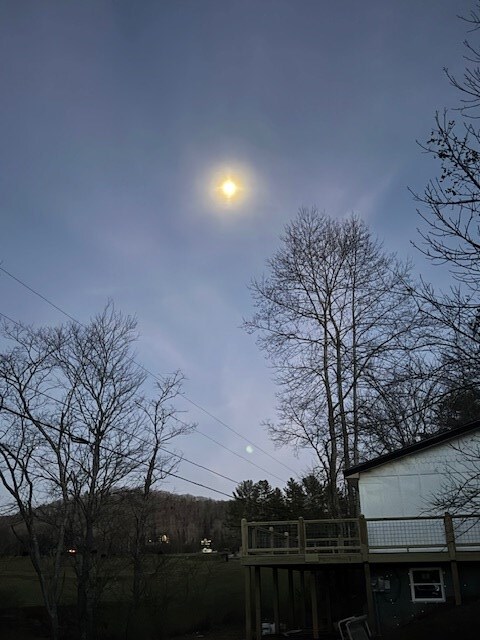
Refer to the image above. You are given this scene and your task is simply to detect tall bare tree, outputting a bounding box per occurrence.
[412,4,480,400]
[393,5,480,516]
[245,209,425,514]
[0,305,193,640]
[361,355,442,455]
[128,371,194,610]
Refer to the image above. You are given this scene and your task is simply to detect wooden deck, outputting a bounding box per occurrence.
[240,514,480,639]
[240,513,480,565]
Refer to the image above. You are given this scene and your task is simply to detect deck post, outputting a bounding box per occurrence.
[300,570,307,627]
[358,514,368,561]
[288,568,295,628]
[444,513,462,606]
[245,566,252,640]
[324,569,332,631]
[450,560,462,606]
[298,517,306,554]
[310,571,319,640]
[254,566,262,640]
[241,518,248,555]
[363,562,376,635]
[272,567,280,634]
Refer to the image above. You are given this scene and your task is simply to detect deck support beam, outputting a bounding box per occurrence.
[451,560,462,606]
[254,566,262,640]
[363,563,376,635]
[272,567,280,634]
[310,571,319,640]
[287,568,295,628]
[445,513,462,606]
[245,567,252,640]
[300,570,307,627]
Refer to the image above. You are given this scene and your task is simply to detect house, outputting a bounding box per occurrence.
[346,419,480,519]
[344,419,480,636]
[240,420,480,639]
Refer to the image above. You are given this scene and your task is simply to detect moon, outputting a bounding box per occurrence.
[221,179,238,199]
[246,445,254,454]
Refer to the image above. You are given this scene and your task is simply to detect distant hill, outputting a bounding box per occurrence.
[0,490,235,555]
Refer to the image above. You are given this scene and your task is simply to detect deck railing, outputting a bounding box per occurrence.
[241,514,480,557]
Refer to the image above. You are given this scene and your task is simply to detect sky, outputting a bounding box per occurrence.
[0,0,474,501]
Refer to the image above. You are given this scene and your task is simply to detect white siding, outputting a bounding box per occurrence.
[358,432,480,518]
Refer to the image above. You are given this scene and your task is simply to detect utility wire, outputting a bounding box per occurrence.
[0,266,79,324]
[0,312,240,493]
[178,392,298,475]
[160,447,240,485]
[3,301,472,479]
[0,309,287,484]
[0,265,297,477]
[195,427,287,483]
[0,393,233,499]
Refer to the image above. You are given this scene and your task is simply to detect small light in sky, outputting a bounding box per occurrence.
[221,179,238,199]
[246,445,254,454]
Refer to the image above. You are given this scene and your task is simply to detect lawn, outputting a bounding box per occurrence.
[0,554,247,639]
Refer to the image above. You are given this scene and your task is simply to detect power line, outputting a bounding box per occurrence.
[0,265,297,477]
[0,309,287,485]
[0,266,79,324]
[178,392,299,475]
[0,315,240,494]
[161,447,240,485]
[0,311,287,484]
[195,427,287,483]
[0,392,233,500]
[2,316,476,482]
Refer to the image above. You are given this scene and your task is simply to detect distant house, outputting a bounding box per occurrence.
[241,420,480,639]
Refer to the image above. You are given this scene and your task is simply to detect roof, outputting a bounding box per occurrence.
[344,418,480,478]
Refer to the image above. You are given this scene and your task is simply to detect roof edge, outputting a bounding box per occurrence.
[344,418,480,478]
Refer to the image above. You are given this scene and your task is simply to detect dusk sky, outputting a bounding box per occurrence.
[0,0,473,500]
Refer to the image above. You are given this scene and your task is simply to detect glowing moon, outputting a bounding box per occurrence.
[246,445,254,454]
[221,179,238,199]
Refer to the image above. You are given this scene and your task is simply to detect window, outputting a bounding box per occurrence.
[409,568,445,602]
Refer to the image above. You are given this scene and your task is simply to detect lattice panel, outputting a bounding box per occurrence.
[367,519,446,549]
[453,516,480,546]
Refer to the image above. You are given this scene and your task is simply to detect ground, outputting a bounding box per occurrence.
[169,625,245,640]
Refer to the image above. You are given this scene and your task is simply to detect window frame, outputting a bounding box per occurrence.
[408,567,446,603]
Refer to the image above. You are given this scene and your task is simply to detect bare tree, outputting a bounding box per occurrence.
[0,305,193,640]
[128,371,194,610]
[361,355,442,455]
[412,5,480,385]
[404,5,480,516]
[429,435,480,515]
[245,210,425,514]
[0,322,73,640]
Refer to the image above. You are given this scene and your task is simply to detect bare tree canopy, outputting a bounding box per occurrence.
[245,209,428,514]
[412,4,480,428]
[0,304,194,640]
[412,7,480,320]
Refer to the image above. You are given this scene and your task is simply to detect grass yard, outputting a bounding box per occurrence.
[0,554,247,639]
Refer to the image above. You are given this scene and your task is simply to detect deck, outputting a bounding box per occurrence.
[240,514,480,639]
[240,513,480,565]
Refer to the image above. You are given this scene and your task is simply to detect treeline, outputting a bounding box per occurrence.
[226,475,347,542]
[0,478,342,557]
[0,489,231,556]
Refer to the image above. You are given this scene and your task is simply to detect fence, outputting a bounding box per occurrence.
[241,514,480,557]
